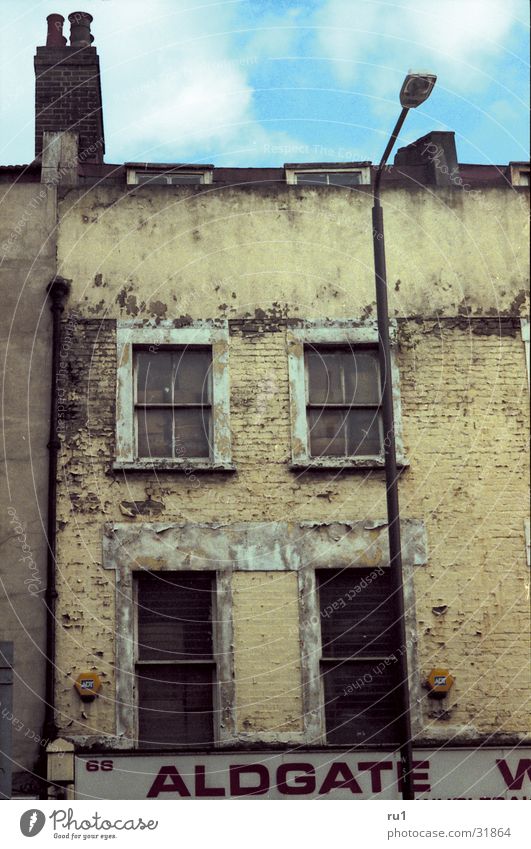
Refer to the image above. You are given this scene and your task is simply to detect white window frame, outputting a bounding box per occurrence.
[287,319,407,469]
[114,320,233,471]
[285,166,371,186]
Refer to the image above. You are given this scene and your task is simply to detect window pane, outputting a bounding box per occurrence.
[137,408,173,457]
[136,351,172,403]
[308,408,346,456]
[328,172,361,186]
[136,172,169,185]
[167,173,203,184]
[174,408,211,458]
[136,171,204,185]
[322,660,400,745]
[137,573,213,661]
[347,409,381,456]
[343,349,380,404]
[319,569,395,657]
[296,172,328,184]
[137,665,213,748]
[307,349,343,403]
[173,349,212,403]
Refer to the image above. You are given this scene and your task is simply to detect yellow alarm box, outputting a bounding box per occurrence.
[74,671,102,701]
[426,667,454,698]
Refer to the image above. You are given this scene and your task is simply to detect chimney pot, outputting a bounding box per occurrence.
[46,13,67,47]
[68,11,94,47]
[35,11,104,162]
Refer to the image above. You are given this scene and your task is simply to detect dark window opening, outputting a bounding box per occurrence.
[305,346,382,458]
[135,572,216,748]
[134,347,212,459]
[318,569,400,745]
[136,171,205,185]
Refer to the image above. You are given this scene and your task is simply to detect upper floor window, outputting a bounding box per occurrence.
[136,347,212,459]
[287,320,407,469]
[126,164,214,186]
[306,346,381,458]
[508,162,530,187]
[285,164,371,186]
[296,171,362,186]
[115,321,232,471]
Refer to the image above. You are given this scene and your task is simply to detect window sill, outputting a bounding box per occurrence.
[113,459,236,473]
[289,455,409,471]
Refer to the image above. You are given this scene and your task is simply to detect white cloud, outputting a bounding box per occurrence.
[238,5,305,61]
[95,0,254,159]
[0,0,309,163]
[0,0,527,165]
[312,0,527,92]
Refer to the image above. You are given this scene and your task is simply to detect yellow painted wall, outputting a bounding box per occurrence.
[232,572,302,734]
[57,185,529,320]
[52,183,530,744]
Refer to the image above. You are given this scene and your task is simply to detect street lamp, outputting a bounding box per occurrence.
[372,71,436,801]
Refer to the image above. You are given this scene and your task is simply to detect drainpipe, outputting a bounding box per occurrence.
[372,106,415,800]
[0,642,14,799]
[40,276,70,789]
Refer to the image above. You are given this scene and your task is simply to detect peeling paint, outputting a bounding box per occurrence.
[46,243,531,747]
[119,499,164,517]
[148,300,167,318]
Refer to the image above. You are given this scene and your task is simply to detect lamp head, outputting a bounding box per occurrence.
[400,71,437,108]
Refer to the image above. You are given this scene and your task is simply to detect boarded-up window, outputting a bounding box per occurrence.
[306,346,382,458]
[135,348,212,459]
[318,569,400,745]
[135,572,215,748]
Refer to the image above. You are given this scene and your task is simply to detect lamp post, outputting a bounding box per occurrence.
[372,72,436,801]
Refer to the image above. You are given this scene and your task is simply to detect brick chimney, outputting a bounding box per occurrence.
[393,131,458,187]
[34,12,105,163]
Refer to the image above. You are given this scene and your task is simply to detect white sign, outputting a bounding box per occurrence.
[75,748,531,800]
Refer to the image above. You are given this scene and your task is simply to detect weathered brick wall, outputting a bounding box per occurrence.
[399,319,530,737]
[54,314,530,743]
[34,47,104,161]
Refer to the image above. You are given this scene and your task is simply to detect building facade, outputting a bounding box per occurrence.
[1,11,530,799]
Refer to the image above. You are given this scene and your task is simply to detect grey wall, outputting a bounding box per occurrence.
[0,182,56,796]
